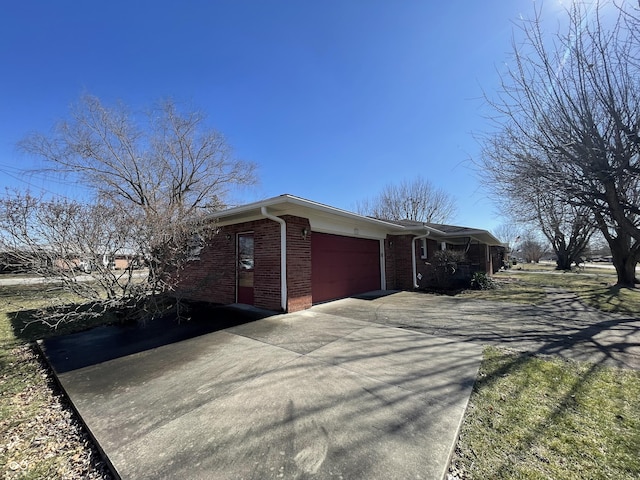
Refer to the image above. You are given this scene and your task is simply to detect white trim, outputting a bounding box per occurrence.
[211,194,406,231]
[209,194,502,245]
[379,239,386,290]
[309,220,387,240]
[260,207,287,312]
[412,233,431,289]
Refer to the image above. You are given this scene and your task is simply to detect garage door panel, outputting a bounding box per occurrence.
[312,233,380,303]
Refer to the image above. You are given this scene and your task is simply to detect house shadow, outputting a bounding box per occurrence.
[351,290,400,301]
[17,301,276,374]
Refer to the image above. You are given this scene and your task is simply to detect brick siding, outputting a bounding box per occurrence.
[386,235,415,290]
[176,214,498,311]
[175,219,282,311]
[283,215,312,312]
[175,215,314,313]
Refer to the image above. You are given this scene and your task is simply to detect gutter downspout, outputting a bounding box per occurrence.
[261,207,287,312]
[412,232,431,289]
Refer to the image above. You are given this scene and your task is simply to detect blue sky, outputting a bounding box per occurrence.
[0,1,570,233]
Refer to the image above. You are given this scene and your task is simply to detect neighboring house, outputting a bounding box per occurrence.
[105,253,143,270]
[0,251,43,273]
[175,194,503,313]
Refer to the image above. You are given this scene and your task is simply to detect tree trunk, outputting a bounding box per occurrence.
[610,242,639,287]
[556,250,573,270]
[556,254,573,270]
[553,243,574,271]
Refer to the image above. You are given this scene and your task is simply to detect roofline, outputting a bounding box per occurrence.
[210,194,408,231]
[209,194,502,244]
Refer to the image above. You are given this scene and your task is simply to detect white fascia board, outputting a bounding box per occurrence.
[208,194,406,235]
[204,196,285,222]
[277,195,406,230]
[389,224,445,238]
[309,215,389,240]
[206,194,502,244]
[444,231,502,246]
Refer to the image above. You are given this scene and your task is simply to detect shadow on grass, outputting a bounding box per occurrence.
[451,274,640,476]
[580,284,640,316]
[458,347,640,478]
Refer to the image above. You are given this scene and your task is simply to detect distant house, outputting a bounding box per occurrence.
[175,194,503,313]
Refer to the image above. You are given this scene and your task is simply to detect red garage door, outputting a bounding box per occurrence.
[311,232,381,303]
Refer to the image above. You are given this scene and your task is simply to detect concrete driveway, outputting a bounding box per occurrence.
[40,289,640,479]
[40,296,483,480]
[322,289,640,369]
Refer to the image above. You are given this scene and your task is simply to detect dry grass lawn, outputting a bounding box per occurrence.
[0,284,113,479]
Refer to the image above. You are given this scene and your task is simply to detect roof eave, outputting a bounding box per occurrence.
[208,194,408,231]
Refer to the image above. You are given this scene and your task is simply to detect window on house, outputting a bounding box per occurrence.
[420,238,428,259]
[186,233,204,261]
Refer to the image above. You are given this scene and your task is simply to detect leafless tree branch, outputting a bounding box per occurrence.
[356,177,457,224]
[477,1,640,285]
[4,95,257,325]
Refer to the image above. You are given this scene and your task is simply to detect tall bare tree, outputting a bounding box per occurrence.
[500,179,596,270]
[5,95,256,323]
[357,177,457,223]
[492,223,522,251]
[479,1,640,286]
[519,235,549,264]
[529,189,595,270]
[492,222,523,266]
[21,95,254,219]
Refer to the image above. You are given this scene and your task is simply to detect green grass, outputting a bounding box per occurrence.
[455,268,640,478]
[452,347,640,479]
[462,267,640,316]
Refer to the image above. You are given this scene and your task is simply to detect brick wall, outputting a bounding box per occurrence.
[174,215,316,312]
[490,245,505,273]
[253,220,282,311]
[283,215,312,312]
[174,224,236,305]
[384,236,396,289]
[175,218,283,311]
[466,243,489,274]
[415,238,439,289]
[386,235,416,290]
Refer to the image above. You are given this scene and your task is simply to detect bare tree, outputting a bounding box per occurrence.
[492,222,523,267]
[501,179,596,270]
[6,95,256,324]
[21,95,254,219]
[493,222,522,251]
[0,192,146,325]
[519,234,549,264]
[357,177,457,223]
[529,189,595,270]
[479,1,640,286]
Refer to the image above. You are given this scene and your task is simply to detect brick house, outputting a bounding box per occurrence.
[175,194,503,313]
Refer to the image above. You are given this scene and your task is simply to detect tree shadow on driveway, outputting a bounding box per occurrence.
[313,289,640,370]
[36,302,276,373]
